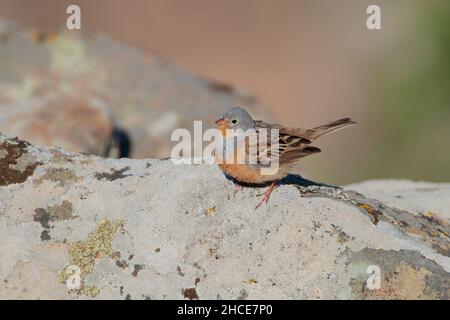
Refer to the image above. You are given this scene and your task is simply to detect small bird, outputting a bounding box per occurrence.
[215,106,356,209]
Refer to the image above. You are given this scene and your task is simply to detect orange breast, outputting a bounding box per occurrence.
[218,163,284,184]
[215,126,289,183]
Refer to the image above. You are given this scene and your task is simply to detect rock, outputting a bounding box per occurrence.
[0,94,113,156]
[0,19,273,158]
[0,133,449,299]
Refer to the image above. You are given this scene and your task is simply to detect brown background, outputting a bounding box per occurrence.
[1,0,448,184]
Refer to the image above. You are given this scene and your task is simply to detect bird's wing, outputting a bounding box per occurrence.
[254,120,314,140]
[253,120,321,165]
[255,118,356,141]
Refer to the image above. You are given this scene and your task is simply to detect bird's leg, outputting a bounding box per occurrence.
[255,181,277,209]
[233,183,243,195]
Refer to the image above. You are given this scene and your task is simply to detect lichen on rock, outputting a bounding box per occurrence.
[34,167,81,187]
[349,248,450,300]
[58,219,126,296]
[0,136,40,186]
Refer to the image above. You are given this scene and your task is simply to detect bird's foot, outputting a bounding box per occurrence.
[255,181,277,209]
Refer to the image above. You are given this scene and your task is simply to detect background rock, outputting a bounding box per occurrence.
[0,94,113,156]
[0,134,449,299]
[0,19,273,158]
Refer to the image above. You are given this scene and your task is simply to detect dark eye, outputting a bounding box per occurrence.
[231,119,238,124]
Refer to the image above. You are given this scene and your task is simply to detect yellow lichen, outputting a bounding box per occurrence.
[82,285,100,298]
[59,219,125,296]
[67,219,125,275]
[359,203,375,213]
[204,206,216,217]
[357,203,382,223]
[242,278,256,285]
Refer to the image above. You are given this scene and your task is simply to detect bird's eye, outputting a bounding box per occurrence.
[231,119,238,124]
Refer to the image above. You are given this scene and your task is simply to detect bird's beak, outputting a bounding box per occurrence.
[215,118,226,126]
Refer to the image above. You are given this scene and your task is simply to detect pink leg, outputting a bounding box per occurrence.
[255,181,277,209]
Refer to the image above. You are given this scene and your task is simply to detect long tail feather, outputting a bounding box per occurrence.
[308,118,356,140]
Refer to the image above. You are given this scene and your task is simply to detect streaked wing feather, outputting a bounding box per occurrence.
[253,121,319,164]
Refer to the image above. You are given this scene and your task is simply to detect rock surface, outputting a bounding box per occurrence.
[0,133,449,300]
[0,19,272,158]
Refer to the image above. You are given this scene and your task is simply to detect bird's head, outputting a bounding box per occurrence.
[215,106,255,134]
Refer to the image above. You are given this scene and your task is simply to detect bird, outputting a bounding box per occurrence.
[214,106,356,209]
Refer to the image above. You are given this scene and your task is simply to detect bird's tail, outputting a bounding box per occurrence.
[308,118,356,140]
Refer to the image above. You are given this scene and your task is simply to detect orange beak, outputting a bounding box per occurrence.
[215,118,227,126]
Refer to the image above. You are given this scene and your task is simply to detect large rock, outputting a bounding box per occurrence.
[0,20,272,158]
[0,94,114,156]
[0,134,449,299]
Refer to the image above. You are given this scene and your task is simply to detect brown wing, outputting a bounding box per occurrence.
[253,121,321,165]
[269,118,356,141]
[254,120,311,139]
[253,118,355,164]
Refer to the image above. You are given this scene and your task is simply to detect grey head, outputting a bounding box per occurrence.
[215,106,255,131]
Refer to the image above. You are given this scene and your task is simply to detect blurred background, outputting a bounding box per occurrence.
[0,0,449,185]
